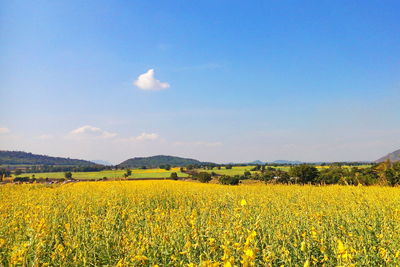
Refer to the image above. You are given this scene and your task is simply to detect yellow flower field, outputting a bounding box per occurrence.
[1,181,400,266]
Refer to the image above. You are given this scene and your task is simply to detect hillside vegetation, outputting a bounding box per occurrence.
[118,155,205,168]
[0,151,96,166]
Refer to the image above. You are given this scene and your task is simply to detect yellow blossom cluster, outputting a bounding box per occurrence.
[1,181,400,266]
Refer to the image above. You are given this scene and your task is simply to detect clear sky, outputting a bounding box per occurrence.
[1,0,399,164]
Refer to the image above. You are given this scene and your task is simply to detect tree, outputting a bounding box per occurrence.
[124,169,132,179]
[317,166,346,184]
[170,172,178,180]
[225,165,233,170]
[385,162,400,186]
[289,165,319,184]
[64,172,73,180]
[218,175,240,185]
[196,172,212,183]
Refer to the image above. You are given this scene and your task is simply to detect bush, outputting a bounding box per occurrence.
[218,175,240,185]
[170,172,178,180]
[196,172,212,183]
[64,172,73,180]
[13,176,31,182]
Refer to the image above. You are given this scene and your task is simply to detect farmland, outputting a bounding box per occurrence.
[13,167,188,180]
[1,181,400,266]
[11,165,372,181]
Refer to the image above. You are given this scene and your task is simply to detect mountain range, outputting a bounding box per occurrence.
[375,149,400,163]
[0,151,97,166]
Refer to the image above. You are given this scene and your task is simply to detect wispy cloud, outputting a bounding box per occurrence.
[0,127,10,134]
[69,125,117,139]
[133,69,170,91]
[135,132,160,141]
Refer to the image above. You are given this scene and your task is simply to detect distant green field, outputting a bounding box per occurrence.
[12,165,372,180]
[195,165,372,176]
[14,168,188,180]
[196,166,257,176]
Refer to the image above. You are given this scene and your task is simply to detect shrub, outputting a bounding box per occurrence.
[218,175,240,185]
[196,172,212,183]
[13,177,31,183]
[170,172,178,180]
[64,172,73,180]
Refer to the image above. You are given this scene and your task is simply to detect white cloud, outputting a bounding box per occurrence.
[69,125,117,139]
[0,127,10,134]
[133,69,170,91]
[135,132,159,141]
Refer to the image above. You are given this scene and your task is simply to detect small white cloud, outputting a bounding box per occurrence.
[133,69,170,91]
[135,132,159,141]
[0,127,10,134]
[70,125,117,139]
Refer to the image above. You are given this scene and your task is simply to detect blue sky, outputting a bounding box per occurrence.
[1,0,399,164]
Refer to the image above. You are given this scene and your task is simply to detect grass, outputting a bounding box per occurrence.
[0,181,399,266]
[13,167,188,180]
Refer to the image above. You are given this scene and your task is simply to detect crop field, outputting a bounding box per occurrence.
[13,167,188,180]
[1,181,399,266]
[194,165,371,176]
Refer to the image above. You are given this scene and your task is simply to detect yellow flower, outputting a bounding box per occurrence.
[240,199,247,206]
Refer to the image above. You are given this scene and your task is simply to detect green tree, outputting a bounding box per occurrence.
[170,172,178,180]
[196,172,212,183]
[64,172,73,180]
[385,162,400,186]
[289,165,319,184]
[218,175,240,185]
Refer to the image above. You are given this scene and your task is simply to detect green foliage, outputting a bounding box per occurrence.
[218,175,240,185]
[225,165,233,170]
[124,169,132,178]
[160,164,171,171]
[0,150,97,166]
[288,165,319,184]
[318,166,346,184]
[195,172,212,183]
[64,172,73,180]
[0,168,11,178]
[385,162,400,186]
[118,155,206,168]
[170,172,178,180]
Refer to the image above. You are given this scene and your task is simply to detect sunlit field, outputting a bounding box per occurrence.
[1,181,399,266]
[13,167,188,180]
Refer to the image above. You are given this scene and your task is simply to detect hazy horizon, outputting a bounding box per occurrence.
[1,1,399,164]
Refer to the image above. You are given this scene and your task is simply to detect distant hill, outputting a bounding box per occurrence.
[248,160,266,165]
[375,149,400,163]
[272,160,303,165]
[118,155,205,168]
[0,150,97,166]
[92,160,113,166]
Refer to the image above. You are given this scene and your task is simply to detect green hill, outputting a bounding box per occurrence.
[375,149,400,163]
[0,150,97,166]
[118,155,205,168]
